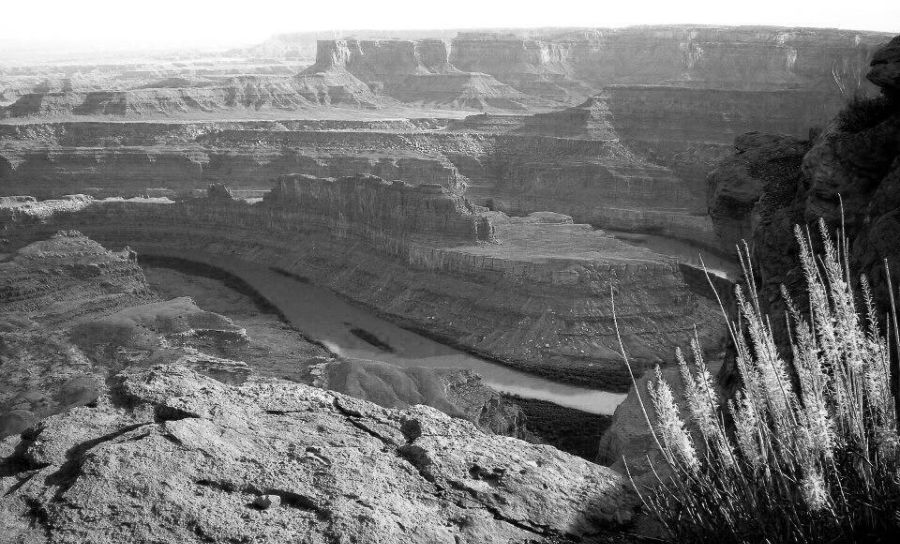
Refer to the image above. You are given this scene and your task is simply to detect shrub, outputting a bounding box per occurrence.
[623,220,900,543]
[836,95,894,134]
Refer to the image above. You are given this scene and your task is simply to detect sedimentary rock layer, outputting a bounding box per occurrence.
[3,177,726,391]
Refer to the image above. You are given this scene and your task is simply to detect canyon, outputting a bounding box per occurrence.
[2,27,893,247]
[3,24,900,543]
[1,177,726,393]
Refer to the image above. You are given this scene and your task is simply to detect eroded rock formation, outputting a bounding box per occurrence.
[0,231,531,441]
[706,33,900,390]
[0,363,639,542]
[314,359,530,439]
[2,179,727,392]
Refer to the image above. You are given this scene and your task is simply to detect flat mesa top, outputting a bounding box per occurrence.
[452,220,668,265]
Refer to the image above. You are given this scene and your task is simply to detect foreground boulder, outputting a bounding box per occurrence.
[0,365,638,543]
[315,358,530,439]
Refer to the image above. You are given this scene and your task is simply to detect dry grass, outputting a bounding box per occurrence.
[617,219,900,543]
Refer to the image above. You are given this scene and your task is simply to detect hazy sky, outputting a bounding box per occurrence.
[2,0,898,51]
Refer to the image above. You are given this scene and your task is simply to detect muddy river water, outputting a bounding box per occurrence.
[148,232,733,416]
[149,250,629,415]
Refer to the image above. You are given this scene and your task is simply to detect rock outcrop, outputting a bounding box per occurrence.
[0,364,639,543]
[315,359,529,439]
[0,231,261,437]
[303,39,543,110]
[868,34,900,98]
[706,33,900,391]
[706,132,812,252]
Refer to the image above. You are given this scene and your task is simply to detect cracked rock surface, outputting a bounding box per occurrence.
[0,364,638,543]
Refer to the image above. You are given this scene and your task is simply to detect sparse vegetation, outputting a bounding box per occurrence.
[624,220,900,543]
[836,94,894,134]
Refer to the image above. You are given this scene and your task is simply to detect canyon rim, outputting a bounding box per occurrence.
[2,2,900,543]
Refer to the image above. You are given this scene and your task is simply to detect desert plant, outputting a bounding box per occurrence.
[619,219,900,543]
[836,94,894,134]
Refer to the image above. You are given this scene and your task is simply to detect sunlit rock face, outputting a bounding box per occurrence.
[1,27,892,251]
[0,364,639,543]
[306,38,541,110]
[451,27,886,93]
[2,177,727,392]
[314,359,530,439]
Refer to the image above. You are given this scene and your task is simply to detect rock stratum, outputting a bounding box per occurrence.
[2,26,894,248]
[3,26,889,117]
[2,176,726,392]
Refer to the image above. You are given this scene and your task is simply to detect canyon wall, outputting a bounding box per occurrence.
[706,34,900,392]
[3,27,892,249]
[3,177,727,392]
[451,27,887,93]
[304,38,541,110]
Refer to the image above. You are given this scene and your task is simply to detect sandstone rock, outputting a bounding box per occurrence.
[253,494,281,510]
[868,35,900,96]
[706,131,810,253]
[705,33,900,392]
[0,232,321,438]
[317,359,530,438]
[0,364,639,543]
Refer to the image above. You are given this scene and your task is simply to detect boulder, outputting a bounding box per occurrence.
[0,365,639,543]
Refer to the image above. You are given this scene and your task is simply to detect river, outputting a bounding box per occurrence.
[145,250,628,415]
[603,229,740,279]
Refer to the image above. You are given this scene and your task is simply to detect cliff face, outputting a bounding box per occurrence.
[311,39,455,77]
[706,34,900,390]
[2,178,727,392]
[1,117,707,243]
[305,38,541,110]
[0,364,638,543]
[3,27,892,250]
[706,132,811,252]
[0,75,382,119]
[264,174,487,242]
[451,27,886,93]
[0,123,473,199]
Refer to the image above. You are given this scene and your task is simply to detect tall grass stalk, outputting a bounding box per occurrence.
[620,220,900,543]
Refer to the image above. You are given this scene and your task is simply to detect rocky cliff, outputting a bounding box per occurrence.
[1,116,706,243]
[304,39,542,110]
[0,364,638,543]
[706,33,900,391]
[4,26,893,249]
[451,27,888,94]
[2,179,727,392]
